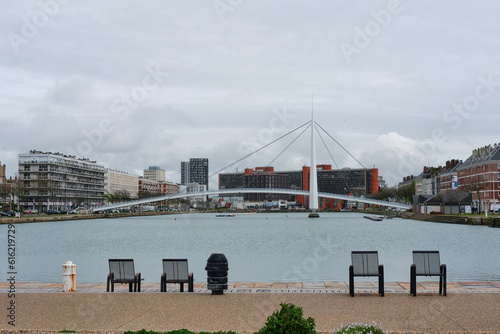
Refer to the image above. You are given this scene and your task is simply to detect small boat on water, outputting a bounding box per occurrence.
[215,214,236,217]
[363,215,384,221]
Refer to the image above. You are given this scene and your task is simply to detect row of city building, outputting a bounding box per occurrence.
[398,143,500,213]
[0,151,210,212]
[0,149,380,212]
[1,142,499,213]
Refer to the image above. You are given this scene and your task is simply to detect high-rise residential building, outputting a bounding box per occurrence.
[188,158,209,187]
[180,161,190,185]
[104,169,139,199]
[18,150,105,211]
[143,166,165,182]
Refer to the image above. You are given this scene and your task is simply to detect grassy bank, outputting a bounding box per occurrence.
[401,212,500,227]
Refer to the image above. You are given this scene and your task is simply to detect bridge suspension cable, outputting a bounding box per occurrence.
[315,122,369,170]
[315,121,405,202]
[210,120,310,178]
[315,126,353,194]
[315,125,339,169]
[267,122,311,167]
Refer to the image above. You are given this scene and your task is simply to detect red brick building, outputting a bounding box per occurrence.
[436,159,461,194]
[457,144,500,211]
[139,178,178,197]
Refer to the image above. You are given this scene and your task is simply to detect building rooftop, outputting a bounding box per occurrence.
[459,143,500,168]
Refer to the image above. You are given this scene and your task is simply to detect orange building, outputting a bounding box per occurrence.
[219,165,379,209]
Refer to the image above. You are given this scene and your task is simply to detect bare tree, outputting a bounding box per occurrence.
[138,189,160,199]
[461,175,488,213]
[440,189,467,214]
[11,178,29,212]
[103,192,118,204]
[0,184,9,204]
[115,190,131,201]
[370,182,415,203]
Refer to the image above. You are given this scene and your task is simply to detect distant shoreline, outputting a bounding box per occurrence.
[1,209,499,227]
[0,210,186,225]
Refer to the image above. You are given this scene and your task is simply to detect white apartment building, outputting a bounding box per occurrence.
[186,182,207,202]
[104,169,139,199]
[18,150,105,211]
[143,166,165,182]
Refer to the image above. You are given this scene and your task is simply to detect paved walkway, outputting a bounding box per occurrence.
[1,282,499,333]
[2,280,500,293]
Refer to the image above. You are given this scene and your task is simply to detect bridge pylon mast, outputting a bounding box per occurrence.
[308,98,320,218]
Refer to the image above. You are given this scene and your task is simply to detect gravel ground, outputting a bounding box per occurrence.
[2,293,499,333]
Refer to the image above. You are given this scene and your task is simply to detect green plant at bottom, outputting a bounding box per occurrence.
[255,302,316,334]
[335,323,384,334]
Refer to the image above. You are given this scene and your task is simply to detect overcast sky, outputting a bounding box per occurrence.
[1,1,499,188]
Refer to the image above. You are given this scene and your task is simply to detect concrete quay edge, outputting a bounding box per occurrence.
[2,280,500,293]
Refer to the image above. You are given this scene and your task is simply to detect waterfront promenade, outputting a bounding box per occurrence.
[1,281,499,333]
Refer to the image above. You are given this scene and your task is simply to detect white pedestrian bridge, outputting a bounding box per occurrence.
[92,188,412,212]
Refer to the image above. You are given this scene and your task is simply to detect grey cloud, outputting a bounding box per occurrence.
[1,1,499,186]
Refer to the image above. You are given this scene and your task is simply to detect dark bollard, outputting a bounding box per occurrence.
[205,252,228,295]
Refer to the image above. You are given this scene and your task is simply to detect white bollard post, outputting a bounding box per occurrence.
[62,261,76,292]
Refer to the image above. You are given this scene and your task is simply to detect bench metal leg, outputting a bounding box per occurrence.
[136,273,141,292]
[107,274,114,292]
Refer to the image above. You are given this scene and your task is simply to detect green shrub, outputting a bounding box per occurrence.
[335,323,384,334]
[255,302,316,334]
[124,330,163,334]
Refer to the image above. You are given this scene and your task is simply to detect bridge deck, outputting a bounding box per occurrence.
[93,188,412,212]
